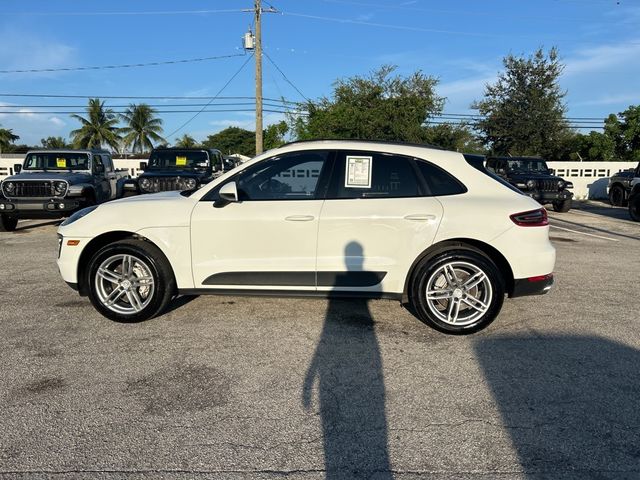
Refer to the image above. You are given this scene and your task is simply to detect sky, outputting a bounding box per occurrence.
[0,0,638,148]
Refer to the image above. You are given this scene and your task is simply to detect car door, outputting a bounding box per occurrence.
[316,150,446,296]
[92,155,110,202]
[190,150,332,291]
[102,155,118,199]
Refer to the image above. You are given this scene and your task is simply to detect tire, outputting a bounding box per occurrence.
[0,215,18,232]
[552,198,571,212]
[629,196,640,222]
[86,239,175,322]
[609,185,627,207]
[409,249,505,335]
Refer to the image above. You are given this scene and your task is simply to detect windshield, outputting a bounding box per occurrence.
[507,159,549,174]
[148,150,209,169]
[23,153,89,171]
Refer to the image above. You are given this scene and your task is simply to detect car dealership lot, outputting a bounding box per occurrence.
[1,202,639,479]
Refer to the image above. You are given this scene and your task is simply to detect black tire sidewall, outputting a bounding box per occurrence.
[609,186,624,206]
[553,199,571,212]
[630,197,640,222]
[410,249,505,335]
[0,215,18,232]
[87,241,173,322]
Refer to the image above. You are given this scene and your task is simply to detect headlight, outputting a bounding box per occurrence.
[61,205,99,226]
[139,178,152,191]
[184,178,197,190]
[54,181,67,196]
[3,182,15,194]
[526,179,537,189]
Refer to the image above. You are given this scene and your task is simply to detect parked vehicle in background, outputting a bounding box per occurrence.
[57,140,556,335]
[608,162,640,206]
[126,148,227,195]
[0,149,129,232]
[628,178,640,222]
[487,156,573,212]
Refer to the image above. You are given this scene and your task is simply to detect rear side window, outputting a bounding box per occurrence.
[328,151,421,199]
[464,155,523,194]
[415,160,467,196]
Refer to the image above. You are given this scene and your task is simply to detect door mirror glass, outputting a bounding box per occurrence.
[94,163,105,174]
[14,163,22,174]
[139,161,147,171]
[219,181,239,203]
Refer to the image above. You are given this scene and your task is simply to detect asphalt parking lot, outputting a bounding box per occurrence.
[1,200,639,479]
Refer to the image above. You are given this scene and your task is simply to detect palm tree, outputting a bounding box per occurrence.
[70,98,121,151]
[0,127,20,154]
[175,134,198,148]
[120,103,165,154]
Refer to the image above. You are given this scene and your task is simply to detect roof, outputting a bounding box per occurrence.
[282,138,444,151]
[26,148,110,154]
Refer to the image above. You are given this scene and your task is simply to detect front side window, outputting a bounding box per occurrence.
[234,151,329,201]
[328,151,421,199]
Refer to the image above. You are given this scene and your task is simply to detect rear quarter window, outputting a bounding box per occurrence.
[415,160,467,196]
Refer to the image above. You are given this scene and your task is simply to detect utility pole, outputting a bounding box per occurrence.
[254,0,263,155]
[243,1,277,155]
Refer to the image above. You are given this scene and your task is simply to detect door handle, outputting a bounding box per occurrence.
[285,215,315,222]
[404,214,437,222]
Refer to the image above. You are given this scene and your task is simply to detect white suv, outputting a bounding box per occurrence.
[56,140,555,334]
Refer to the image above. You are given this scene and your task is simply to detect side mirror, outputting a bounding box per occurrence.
[219,182,238,202]
[139,162,147,171]
[14,164,22,174]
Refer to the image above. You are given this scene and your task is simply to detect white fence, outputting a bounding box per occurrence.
[0,155,636,200]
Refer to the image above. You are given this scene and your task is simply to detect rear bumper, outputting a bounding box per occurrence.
[511,274,554,298]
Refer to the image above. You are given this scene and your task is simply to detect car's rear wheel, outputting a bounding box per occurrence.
[87,239,175,322]
[552,199,571,212]
[0,215,18,232]
[609,185,627,207]
[409,249,505,334]
[629,195,640,222]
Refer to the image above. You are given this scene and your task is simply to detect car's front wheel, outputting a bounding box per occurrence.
[552,198,571,212]
[609,185,627,207]
[0,215,18,232]
[629,195,640,222]
[87,239,175,322]
[409,249,505,334]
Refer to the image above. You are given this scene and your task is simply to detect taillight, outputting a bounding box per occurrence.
[510,208,548,227]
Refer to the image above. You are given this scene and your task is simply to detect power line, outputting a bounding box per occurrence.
[0,93,302,104]
[0,108,297,115]
[0,53,246,74]
[3,9,245,16]
[165,53,256,139]
[263,51,309,102]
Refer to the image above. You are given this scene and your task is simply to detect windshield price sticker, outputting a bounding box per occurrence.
[175,156,187,166]
[56,158,67,168]
[345,156,372,188]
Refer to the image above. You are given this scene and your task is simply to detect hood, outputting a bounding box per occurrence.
[508,173,565,182]
[140,170,210,180]
[4,171,93,184]
[111,190,184,205]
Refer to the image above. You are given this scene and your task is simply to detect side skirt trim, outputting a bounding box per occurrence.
[178,288,402,301]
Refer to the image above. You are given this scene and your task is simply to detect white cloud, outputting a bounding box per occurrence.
[564,41,640,77]
[0,27,76,78]
[49,116,66,127]
[208,112,286,132]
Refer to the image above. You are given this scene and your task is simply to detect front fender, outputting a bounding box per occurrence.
[67,183,96,198]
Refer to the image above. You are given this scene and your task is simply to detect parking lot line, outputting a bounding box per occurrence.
[549,224,619,242]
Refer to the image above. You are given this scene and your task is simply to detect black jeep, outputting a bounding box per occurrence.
[0,149,129,232]
[129,148,227,194]
[486,156,574,212]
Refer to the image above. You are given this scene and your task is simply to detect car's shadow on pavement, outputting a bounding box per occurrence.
[474,335,640,478]
[12,220,61,232]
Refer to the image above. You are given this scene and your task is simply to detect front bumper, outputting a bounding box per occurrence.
[0,199,81,219]
[511,274,554,297]
[525,190,573,203]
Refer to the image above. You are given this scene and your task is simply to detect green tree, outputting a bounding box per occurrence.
[174,134,199,148]
[264,121,289,150]
[604,105,640,161]
[203,127,255,156]
[40,136,70,149]
[424,123,485,153]
[566,131,616,161]
[473,48,569,159]
[0,127,19,152]
[120,103,165,154]
[70,98,122,151]
[293,65,444,142]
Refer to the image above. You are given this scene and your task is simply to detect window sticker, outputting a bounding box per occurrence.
[176,156,187,166]
[56,158,67,168]
[345,155,372,188]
